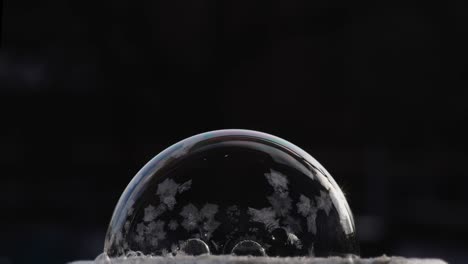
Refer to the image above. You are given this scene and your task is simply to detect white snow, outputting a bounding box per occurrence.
[69,254,447,264]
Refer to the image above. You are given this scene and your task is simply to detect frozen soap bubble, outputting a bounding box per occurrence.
[103,129,359,258]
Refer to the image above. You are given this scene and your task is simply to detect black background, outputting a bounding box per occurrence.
[1,1,467,263]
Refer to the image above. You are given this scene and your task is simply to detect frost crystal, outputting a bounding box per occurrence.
[268,192,292,217]
[265,170,289,193]
[178,180,192,194]
[126,199,135,216]
[180,203,200,231]
[200,203,218,219]
[306,212,318,234]
[248,207,279,230]
[155,179,192,211]
[143,205,157,222]
[157,179,179,197]
[249,170,294,231]
[296,195,319,234]
[147,220,166,240]
[133,220,167,246]
[203,219,221,239]
[156,179,180,210]
[316,190,333,215]
[297,195,313,216]
[179,203,220,238]
[143,204,166,222]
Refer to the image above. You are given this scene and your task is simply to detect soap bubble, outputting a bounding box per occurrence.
[104,129,359,258]
[231,240,266,256]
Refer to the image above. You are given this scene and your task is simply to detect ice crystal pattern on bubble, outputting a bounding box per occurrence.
[129,169,337,254]
[134,220,166,247]
[248,170,296,232]
[133,179,192,248]
[156,179,192,210]
[248,207,280,231]
[180,203,220,239]
[296,191,333,234]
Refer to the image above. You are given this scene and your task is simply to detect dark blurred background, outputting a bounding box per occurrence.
[1,1,468,263]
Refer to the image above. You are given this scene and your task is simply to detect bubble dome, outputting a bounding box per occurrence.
[104,129,359,258]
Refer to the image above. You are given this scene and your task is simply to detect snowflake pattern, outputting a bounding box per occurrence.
[179,203,220,239]
[126,199,135,216]
[125,168,339,255]
[297,195,318,234]
[156,179,179,210]
[179,204,199,231]
[148,221,166,240]
[316,190,333,215]
[296,191,334,234]
[248,207,279,231]
[178,179,192,193]
[156,178,192,210]
[265,170,293,217]
[267,192,292,217]
[129,178,195,251]
[265,170,289,194]
[143,205,164,222]
[297,195,313,216]
[134,220,166,246]
[247,170,295,232]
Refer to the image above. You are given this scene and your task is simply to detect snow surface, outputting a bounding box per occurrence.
[68,255,447,264]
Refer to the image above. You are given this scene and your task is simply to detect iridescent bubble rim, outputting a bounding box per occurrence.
[104,129,355,255]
